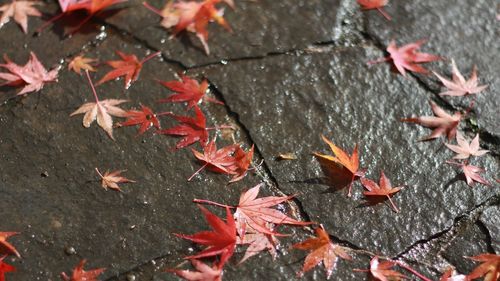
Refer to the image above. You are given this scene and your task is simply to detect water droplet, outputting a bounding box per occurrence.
[220,60,228,65]
[65,246,76,255]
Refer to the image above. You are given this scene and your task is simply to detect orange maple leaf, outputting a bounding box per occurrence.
[0,232,20,258]
[467,254,500,281]
[68,55,97,75]
[313,135,365,197]
[95,168,136,191]
[292,226,351,279]
[61,259,105,281]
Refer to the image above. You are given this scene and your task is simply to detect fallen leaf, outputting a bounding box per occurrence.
[115,105,162,135]
[0,255,16,281]
[357,0,391,20]
[467,253,500,281]
[313,135,365,196]
[166,259,222,281]
[158,75,223,110]
[0,52,59,96]
[292,226,351,279]
[61,259,105,281]
[68,55,97,75]
[96,51,160,89]
[157,106,209,149]
[70,70,128,140]
[361,171,402,213]
[446,160,491,187]
[175,205,236,267]
[0,0,41,33]
[226,145,254,183]
[276,153,297,160]
[95,168,135,192]
[144,0,231,54]
[439,267,467,281]
[363,256,407,281]
[0,232,20,258]
[189,138,239,181]
[401,101,462,141]
[370,40,440,76]
[233,183,311,236]
[237,230,278,264]
[39,0,126,34]
[445,132,489,159]
[434,60,488,97]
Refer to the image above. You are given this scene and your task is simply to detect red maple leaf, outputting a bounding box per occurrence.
[115,105,163,135]
[189,138,239,181]
[354,256,407,281]
[232,183,312,236]
[237,230,278,264]
[60,259,105,281]
[434,59,488,97]
[96,51,160,89]
[156,106,209,149]
[0,0,41,33]
[313,135,365,196]
[143,0,232,54]
[361,171,403,213]
[0,52,58,96]
[369,40,440,76]
[446,160,491,187]
[158,75,223,110]
[467,253,500,281]
[175,205,236,267]
[0,232,20,258]
[445,132,489,160]
[439,267,467,281]
[226,144,254,183]
[292,226,351,279]
[357,0,391,20]
[166,259,222,281]
[401,101,462,141]
[0,255,16,281]
[38,0,126,34]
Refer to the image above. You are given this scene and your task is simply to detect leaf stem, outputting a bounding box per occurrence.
[206,124,235,131]
[188,163,208,181]
[367,57,390,65]
[141,51,161,64]
[155,111,174,117]
[142,2,164,17]
[192,199,233,209]
[395,261,432,281]
[36,12,65,33]
[387,195,399,213]
[85,70,100,103]
[377,7,391,21]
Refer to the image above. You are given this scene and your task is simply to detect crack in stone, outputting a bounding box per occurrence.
[475,220,496,254]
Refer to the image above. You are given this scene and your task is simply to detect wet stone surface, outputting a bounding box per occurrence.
[0,0,498,280]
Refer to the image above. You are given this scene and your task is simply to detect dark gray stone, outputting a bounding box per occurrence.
[363,0,500,139]
[480,205,500,253]
[193,46,499,258]
[103,0,340,67]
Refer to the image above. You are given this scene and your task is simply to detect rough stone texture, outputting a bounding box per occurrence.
[363,0,500,140]
[0,0,498,280]
[102,0,340,67]
[194,47,499,258]
[480,205,500,253]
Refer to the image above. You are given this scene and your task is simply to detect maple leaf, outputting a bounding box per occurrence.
[96,51,160,89]
[369,40,440,76]
[70,70,128,140]
[366,256,406,281]
[292,226,351,279]
[445,132,489,159]
[233,183,312,236]
[115,105,162,135]
[237,227,278,264]
[158,75,223,110]
[361,171,402,213]
[176,205,236,267]
[95,168,135,192]
[61,259,106,281]
[434,60,488,97]
[467,254,500,281]
[156,105,209,149]
[439,267,467,281]
[0,52,59,96]
[0,255,16,281]
[357,0,391,20]
[0,232,20,258]
[446,160,491,187]
[38,0,126,34]
[166,259,222,281]
[189,138,239,181]
[0,0,41,33]
[68,55,97,75]
[226,144,254,183]
[313,135,365,197]
[144,0,232,54]
[401,101,462,141]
